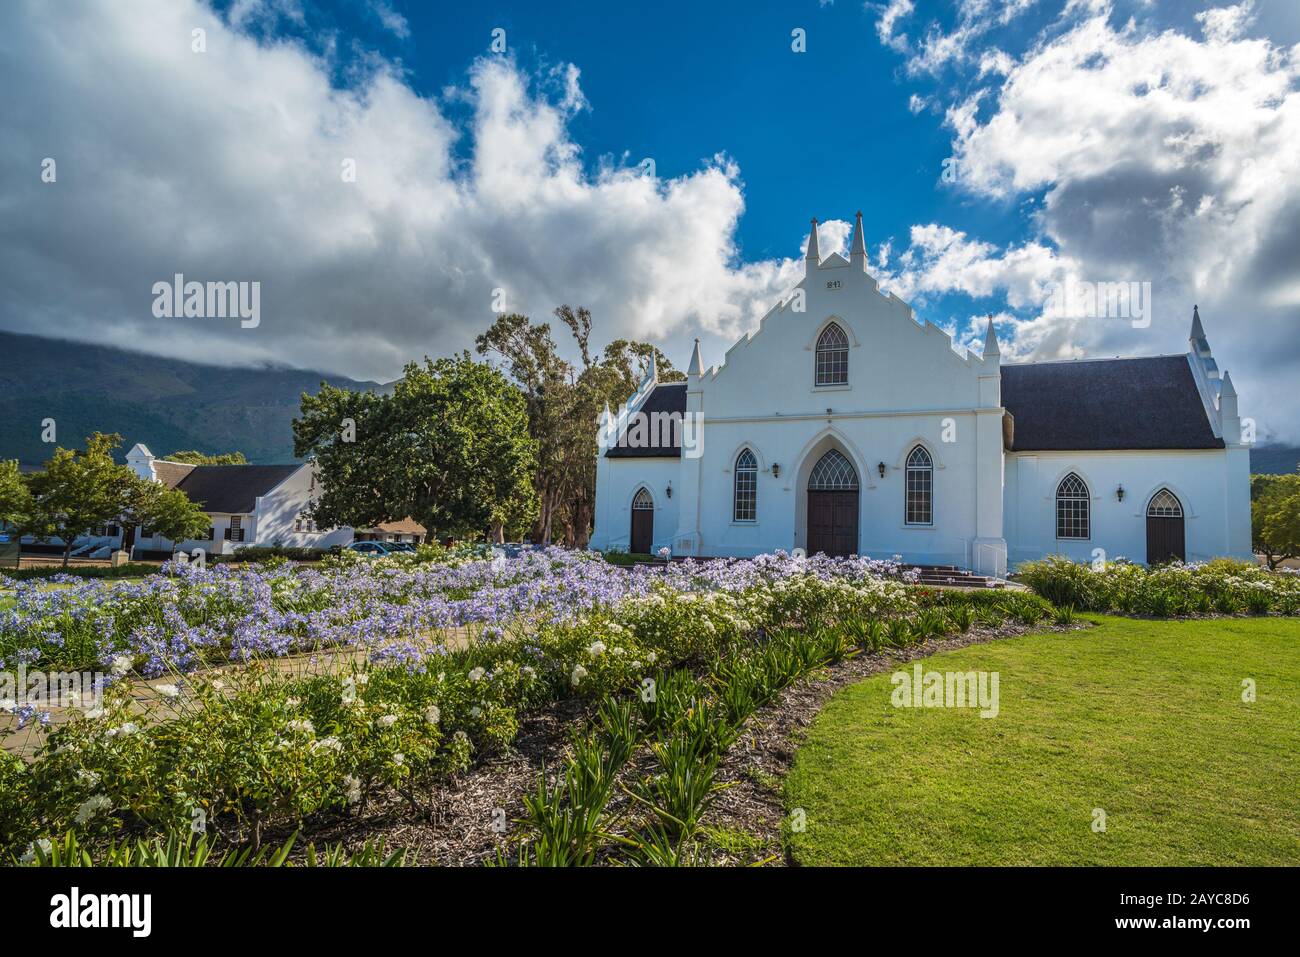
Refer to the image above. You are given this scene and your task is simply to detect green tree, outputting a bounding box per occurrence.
[476,305,682,546]
[0,459,32,528]
[293,354,537,541]
[129,481,212,549]
[23,433,140,566]
[1252,471,1300,570]
[166,450,248,465]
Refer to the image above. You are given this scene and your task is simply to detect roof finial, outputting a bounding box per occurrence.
[850,210,866,267]
[688,338,703,377]
[1220,369,1236,399]
[982,314,1000,359]
[1190,303,1206,342]
[805,217,820,269]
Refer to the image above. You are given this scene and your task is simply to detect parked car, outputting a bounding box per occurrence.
[344,541,393,557]
[384,542,418,553]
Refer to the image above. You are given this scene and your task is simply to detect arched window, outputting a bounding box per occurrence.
[1147,488,1183,517]
[733,449,758,522]
[808,449,859,490]
[1056,473,1090,540]
[815,323,849,386]
[905,445,933,525]
[632,487,654,510]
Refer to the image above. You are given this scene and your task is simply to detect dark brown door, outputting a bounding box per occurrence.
[1146,516,1185,565]
[807,490,859,558]
[630,494,654,554]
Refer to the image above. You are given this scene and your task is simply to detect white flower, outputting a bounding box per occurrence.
[288,719,315,734]
[453,730,470,746]
[392,752,405,766]
[83,707,105,721]
[469,706,482,718]
[0,697,16,713]
[521,666,535,678]
[425,705,441,726]
[76,769,100,786]
[343,774,362,805]
[106,722,139,738]
[311,736,343,753]
[110,655,132,676]
[587,641,606,656]
[156,684,180,699]
[341,677,358,705]
[285,697,301,709]
[570,664,588,687]
[646,652,657,664]
[211,678,226,691]
[378,714,399,728]
[467,667,486,682]
[19,838,52,864]
[356,674,369,686]
[74,794,113,824]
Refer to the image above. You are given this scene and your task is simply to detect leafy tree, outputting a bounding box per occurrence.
[166,450,248,465]
[0,459,32,528]
[129,481,212,548]
[22,433,139,566]
[1252,471,1300,570]
[476,305,682,546]
[293,354,537,541]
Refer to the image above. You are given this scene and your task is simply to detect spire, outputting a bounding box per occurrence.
[687,338,703,377]
[805,217,820,270]
[1220,369,1236,399]
[1191,304,1206,342]
[850,210,866,267]
[982,316,1000,359]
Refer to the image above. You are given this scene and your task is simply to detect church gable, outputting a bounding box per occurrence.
[702,213,996,419]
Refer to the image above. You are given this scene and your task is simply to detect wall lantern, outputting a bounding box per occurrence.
[1116,484,1125,502]
[877,462,887,479]
[771,463,781,479]
[666,481,673,499]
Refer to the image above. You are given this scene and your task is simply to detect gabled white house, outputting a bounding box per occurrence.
[590,213,1252,575]
[124,445,353,556]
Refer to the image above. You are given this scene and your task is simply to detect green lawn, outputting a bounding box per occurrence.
[785,615,1300,866]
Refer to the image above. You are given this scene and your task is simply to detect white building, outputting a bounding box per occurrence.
[590,214,1252,576]
[124,445,353,556]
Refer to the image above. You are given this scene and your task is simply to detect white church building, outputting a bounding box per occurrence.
[590,214,1252,577]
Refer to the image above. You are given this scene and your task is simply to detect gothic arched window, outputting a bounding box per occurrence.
[1056,473,1090,540]
[733,449,757,522]
[815,323,849,386]
[905,445,933,525]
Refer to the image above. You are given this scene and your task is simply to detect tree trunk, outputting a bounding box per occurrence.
[490,520,504,544]
[62,538,73,568]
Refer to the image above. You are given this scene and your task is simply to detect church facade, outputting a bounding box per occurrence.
[590,214,1252,577]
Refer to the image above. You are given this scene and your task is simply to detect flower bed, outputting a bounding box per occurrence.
[1016,556,1300,616]
[6,548,1002,857]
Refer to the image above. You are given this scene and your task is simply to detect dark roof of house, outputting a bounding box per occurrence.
[604,382,688,458]
[1001,356,1224,452]
[152,460,196,488]
[174,464,301,514]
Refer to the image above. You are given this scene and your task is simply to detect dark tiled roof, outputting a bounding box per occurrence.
[1001,356,1223,452]
[174,464,301,514]
[605,383,688,458]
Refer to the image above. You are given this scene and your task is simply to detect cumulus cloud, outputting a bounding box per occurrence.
[0,0,801,381]
[869,1,1300,441]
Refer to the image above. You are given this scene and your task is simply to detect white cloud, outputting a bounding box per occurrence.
[370,0,410,40]
[0,0,801,381]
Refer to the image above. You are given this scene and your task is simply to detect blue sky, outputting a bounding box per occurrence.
[3,0,1299,437]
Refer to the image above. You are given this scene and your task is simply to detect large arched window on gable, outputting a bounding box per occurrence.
[733,449,758,522]
[1056,473,1090,540]
[815,323,849,386]
[905,445,933,525]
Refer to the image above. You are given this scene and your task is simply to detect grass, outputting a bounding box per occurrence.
[785,615,1300,866]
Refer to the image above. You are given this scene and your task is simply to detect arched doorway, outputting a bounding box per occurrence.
[630,487,654,554]
[807,449,859,557]
[1146,488,1185,564]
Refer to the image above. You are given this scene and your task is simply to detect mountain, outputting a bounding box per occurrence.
[0,331,381,468]
[1250,445,1300,475]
